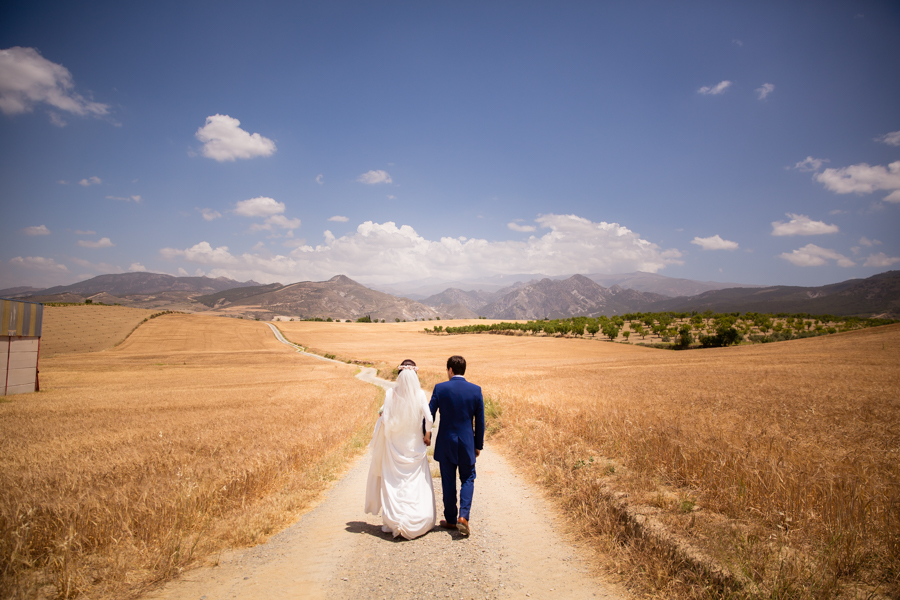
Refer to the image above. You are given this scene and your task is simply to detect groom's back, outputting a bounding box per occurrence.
[430,377,485,465]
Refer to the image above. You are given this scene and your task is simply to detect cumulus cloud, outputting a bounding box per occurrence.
[863,253,900,267]
[316,174,324,185]
[79,176,101,186]
[194,114,276,162]
[698,80,732,95]
[328,215,349,222]
[9,256,67,271]
[0,47,110,120]
[779,244,855,267]
[792,156,829,172]
[250,214,301,232]
[815,160,900,203]
[234,196,284,217]
[22,225,50,235]
[756,83,775,100]
[508,222,536,232]
[199,208,222,221]
[106,195,141,202]
[859,236,881,247]
[78,237,114,248]
[128,262,147,272]
[771,213,839,236]
[177,267,189,276]
[732,39,743,47]
[158,214,683,285]
[875,131,900,146]
[690,235,739,250]
[357,170,392,184]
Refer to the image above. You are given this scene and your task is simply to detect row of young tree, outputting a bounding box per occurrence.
[424,311,896,348]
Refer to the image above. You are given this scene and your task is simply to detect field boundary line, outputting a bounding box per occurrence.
[264,322,394,391]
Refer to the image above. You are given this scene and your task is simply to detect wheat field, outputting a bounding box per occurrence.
[0,314,380,599]
[38,305,160,357]
[278,320,900,599]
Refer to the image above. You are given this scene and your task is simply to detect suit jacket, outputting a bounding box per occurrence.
[429,375,485,466]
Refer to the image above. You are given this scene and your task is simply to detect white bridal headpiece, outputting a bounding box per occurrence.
[398,364,419,372]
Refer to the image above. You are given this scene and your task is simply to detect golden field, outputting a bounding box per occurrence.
[279,320,900,599]
[38,305,161,357]
[0,313,380,599]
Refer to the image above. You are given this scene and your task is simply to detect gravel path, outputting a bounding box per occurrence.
[141,325,627,600]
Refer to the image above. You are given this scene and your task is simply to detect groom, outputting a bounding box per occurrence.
[428,355,485,536]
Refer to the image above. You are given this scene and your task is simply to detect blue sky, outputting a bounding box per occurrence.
[2,1,899,290]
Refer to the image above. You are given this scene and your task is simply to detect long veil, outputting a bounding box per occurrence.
[383,369,423,434]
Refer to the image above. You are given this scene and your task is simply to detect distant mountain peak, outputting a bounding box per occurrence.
[328,274,357,284]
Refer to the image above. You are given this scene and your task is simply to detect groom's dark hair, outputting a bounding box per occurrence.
[447,355,466,376]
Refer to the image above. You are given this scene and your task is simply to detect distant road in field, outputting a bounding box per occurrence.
[141,324,626,600]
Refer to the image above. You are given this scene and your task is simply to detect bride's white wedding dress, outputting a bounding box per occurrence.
[364,371,436,539]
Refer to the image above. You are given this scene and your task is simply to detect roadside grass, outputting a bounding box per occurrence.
[278,319,900,599]
[0,315,380,599]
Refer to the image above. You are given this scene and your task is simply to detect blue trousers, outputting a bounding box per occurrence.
[439,460,476,522]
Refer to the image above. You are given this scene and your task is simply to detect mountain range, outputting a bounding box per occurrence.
[7,270,898,319]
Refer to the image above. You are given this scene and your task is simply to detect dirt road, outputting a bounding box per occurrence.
[142,325,626,600]
[144,445,625,600]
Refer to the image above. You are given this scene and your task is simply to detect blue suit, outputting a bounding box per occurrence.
[429,375,485,522]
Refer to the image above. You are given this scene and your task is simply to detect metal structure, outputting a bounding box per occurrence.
[1,298,43,395]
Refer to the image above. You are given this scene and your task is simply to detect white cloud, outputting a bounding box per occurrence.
[158,213,683,285]
[387,194,396,200]
[316,174,324,185]
[69,257,121,272]
[177,267,189,276]
[194,114,276,162]
[0,47,110,120]
[732,39,743,47]
[508,222,536,232]
[128,262,147,272]
[690,234,739,250]
[106,195,141,202]
[863,253,900,267]
[859,236,881,247]
[79,176,101,186]
[9,256,67,271]
[199,208,222,221]
[756,83,775,100]
[875,131,900,146]
[250,214,301,232]
[161,241,239,265]
[698,80,732,95]
[73,229,95,235]
[78,237,114,248]
[357,170,392,184]
[779,244,855,267]
[328,215,349,222]
[815,160,900,202]
[792,156,829,172]
[771,213,839,236]
[22,225,50,236]
[234,196,284,217]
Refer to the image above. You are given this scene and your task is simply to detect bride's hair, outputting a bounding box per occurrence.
[384,360,423,433]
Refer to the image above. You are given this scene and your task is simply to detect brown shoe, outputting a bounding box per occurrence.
[439,520,457,529]
[457,517,470,536]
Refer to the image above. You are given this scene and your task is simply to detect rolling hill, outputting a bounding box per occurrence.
[218,275,442,321]
[34,273,259,297]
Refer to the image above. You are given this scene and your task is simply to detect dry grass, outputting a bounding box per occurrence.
[39,306,160,357]
[278,320,900,599]
[0,314,380,599]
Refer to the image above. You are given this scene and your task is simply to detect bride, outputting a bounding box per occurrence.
[365,359,436,539]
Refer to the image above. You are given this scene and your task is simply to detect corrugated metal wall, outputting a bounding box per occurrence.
[1,299,43,395]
